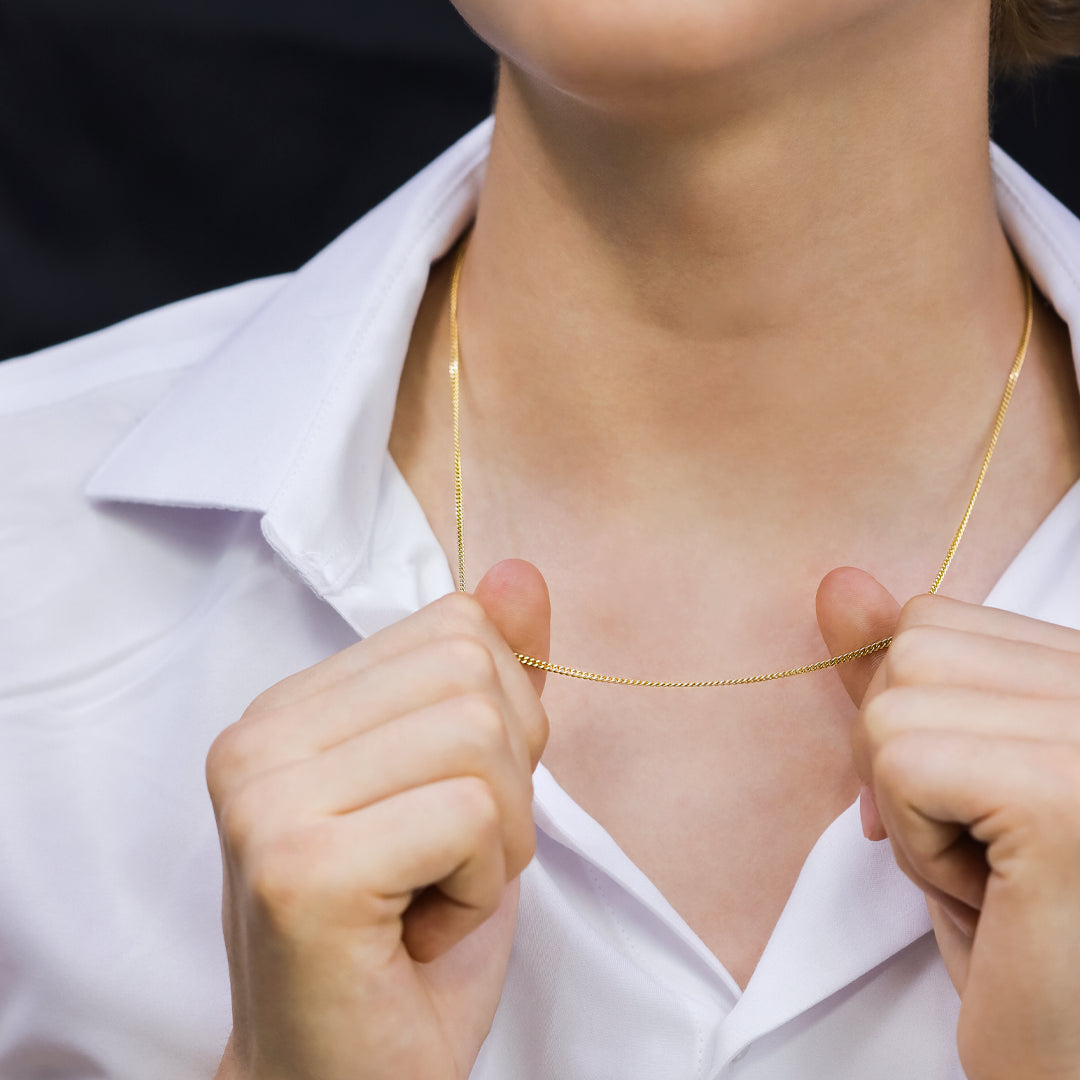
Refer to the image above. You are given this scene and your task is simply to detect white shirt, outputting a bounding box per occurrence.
[3,118,1080,1080]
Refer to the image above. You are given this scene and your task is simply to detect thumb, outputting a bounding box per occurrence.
[816,566,901,708]
[473,559,552,698]
[816,566,901,842]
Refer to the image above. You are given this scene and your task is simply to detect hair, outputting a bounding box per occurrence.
[992,0,1080,73]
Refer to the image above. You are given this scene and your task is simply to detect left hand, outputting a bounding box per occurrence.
[817,567,1080,1080]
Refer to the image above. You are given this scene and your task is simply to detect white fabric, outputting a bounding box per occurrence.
[3,118,1080,1080]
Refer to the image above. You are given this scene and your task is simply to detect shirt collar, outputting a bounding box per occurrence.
[87,118,492,610]
[992,141,1080,338]
[87,131,1080,615]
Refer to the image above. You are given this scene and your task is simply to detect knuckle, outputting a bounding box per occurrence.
[503,776,539,870]
[206,721,260,799]
[505,820,538,878]
[435,591,489,635]
[218,783,266,853]
[442,634,499,688]
[862,688,910,746]
[895,593,939,634]
[1062,752,1080,794]
[529,705,551,761]
[1040,750,1080,815]
[244,825,333,930]
[244,683,287,716]
[871,729,922,794]
[449,776,502,838]
[885,625,942,685]
[246,843,306,923]
[459,692,509,754]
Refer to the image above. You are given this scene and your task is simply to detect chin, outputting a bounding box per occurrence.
[452,0,897,107]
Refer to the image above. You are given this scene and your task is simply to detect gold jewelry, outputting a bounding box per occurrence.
[449,239,1035,687]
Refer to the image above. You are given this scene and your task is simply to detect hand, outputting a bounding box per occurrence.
[817,568,1080,1080]
[205,560,550,1080]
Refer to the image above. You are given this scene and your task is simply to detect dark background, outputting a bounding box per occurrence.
[1,0,1077,360]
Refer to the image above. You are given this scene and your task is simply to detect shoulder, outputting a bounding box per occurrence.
[0,275,289,711]
[0,274,293,694]
[0,274,290,416]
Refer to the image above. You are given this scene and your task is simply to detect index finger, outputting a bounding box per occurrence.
[896,593,1080,653]
[251,591,536,716]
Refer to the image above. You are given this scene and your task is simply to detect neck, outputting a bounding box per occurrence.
[455,1,1026,514]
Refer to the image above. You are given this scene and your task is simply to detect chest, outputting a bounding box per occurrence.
[538,666,863,988]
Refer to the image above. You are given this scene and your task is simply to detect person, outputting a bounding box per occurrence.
[2,1,1080,1078]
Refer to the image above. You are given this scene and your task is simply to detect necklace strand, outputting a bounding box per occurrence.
[449,240,1034,687]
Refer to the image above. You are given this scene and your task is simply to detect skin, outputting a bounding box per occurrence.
[394,0,1080,990]
[213,0,1080,1077]
[211,563,551,1080]
[817,572,1080,1079]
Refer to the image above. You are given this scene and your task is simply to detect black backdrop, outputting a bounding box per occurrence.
[1,0,1077,360]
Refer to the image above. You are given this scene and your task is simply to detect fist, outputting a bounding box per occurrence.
[206,560,550,1080]
[819,567,1080,1080]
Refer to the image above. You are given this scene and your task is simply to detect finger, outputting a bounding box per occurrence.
[385,778,511,964]
[885,821,989,920]
[885,625,1080,698]
[857,688,1080,781]
[859,784,885,841]
[248,776,513,963]
[230,694,536,876]
[209,635,514,788]
[401,872,511,964]
[473,559,552,765]
[874,744,991,913]
[473,559,551,699]
[817,567,903,842]
[870,730,1079,909]
[816,566,902,708]
[248,589,529,713]
[858,678,1080,842]
[924,895,975,993]
[896,593,1080,653]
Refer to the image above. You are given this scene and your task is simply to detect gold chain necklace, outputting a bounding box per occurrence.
[448,239,1034,688]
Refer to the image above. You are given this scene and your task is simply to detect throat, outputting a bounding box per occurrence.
[447,44,1018,496]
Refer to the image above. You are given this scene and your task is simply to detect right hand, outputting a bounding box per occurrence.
[205,559,551,1080]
